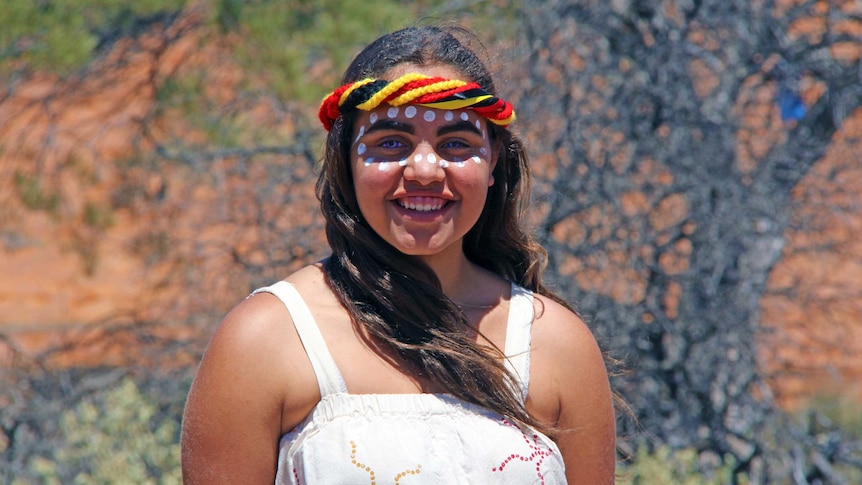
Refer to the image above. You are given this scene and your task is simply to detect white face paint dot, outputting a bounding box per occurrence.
[378,161,392,171]
[399,159,408,166]
[387,107,399,118]
[445,111,454,121]
[475,119,481,130]
[369,112,378,123]
[471,155,482,164]
[480,147,488,155]
[414,154,423,163]
[460,112,469,121]
[355,125,366,143]
[357,143,367,155]
[363,157,375,166]
[440,160,450,168]
[405,106,417,118]
[427,153,437,164]
[423,110,436,122]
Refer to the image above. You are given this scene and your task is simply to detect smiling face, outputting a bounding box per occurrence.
[350,69,497,259]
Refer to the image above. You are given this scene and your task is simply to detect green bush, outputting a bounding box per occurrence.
[0,0,190,74]
[616,444,745,485]
[19,377,182,485]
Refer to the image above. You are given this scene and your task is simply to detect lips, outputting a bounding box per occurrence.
[395,196,450,212]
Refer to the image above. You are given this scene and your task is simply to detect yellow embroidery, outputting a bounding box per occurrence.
[350,440,422,484]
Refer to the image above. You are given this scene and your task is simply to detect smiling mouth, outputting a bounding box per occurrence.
[396,196,450,212]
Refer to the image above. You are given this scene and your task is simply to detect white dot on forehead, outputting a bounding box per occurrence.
[369,112,378,123]
[445,111,454,121]
[460,112,469,121]
[405,106,417,118]
[475,119,481,130]
[387,106,399,118]
[423,110,436,122]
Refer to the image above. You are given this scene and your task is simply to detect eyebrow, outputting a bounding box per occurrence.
[437,120,483,137]
[366,120,415,135]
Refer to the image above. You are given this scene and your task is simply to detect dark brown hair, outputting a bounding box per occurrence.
[315,25,569,430]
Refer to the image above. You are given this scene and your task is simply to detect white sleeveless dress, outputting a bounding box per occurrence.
[250,281,567,484]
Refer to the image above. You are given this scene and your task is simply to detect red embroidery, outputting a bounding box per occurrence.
[490,418,554,485]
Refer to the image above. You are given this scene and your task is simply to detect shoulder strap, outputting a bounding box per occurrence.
[249,281,348,398]
[504,284,534,403]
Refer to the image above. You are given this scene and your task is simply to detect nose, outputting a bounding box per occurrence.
[403,144,445,184]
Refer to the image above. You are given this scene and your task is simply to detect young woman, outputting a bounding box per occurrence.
[181,26,615,484]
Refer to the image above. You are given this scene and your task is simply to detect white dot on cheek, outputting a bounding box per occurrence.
[480,147,487,155]
[471,156,482,164]
[405,106,417,118]
[357,143,366,155]
[475,120,481,130]
[369,113,378,123]
[378,161,392,171]
[355,125,366,143]
[387,107,399,118]
[423,110,436,122]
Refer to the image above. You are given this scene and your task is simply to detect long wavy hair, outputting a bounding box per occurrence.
[315,25,571,430]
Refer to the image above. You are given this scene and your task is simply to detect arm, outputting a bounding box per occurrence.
[528,298,617,485]
[181,293,319,484]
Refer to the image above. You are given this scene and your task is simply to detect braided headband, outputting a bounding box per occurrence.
[318,72,516,131]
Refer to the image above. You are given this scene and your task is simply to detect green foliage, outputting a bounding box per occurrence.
[617,445,745,485]
[802,393,862,441]
[219,0,436,102]
[83,203,114,230]
[14,172,60,212]
[20,378,182,485]
[0,0,189,74]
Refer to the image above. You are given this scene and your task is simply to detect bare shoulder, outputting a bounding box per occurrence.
[181,265,324,484]
[528,293,616,485]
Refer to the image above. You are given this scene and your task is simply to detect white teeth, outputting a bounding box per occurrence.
[398,198,446,211]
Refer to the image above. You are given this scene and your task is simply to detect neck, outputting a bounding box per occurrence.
[418,246,504,306]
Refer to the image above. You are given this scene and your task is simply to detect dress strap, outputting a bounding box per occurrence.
[504,284,534,403]
[249,281,348,398]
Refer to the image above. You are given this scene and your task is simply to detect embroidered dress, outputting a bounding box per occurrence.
[251,281,567,485]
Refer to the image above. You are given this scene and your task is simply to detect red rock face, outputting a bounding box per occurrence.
[1,8,860,412]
